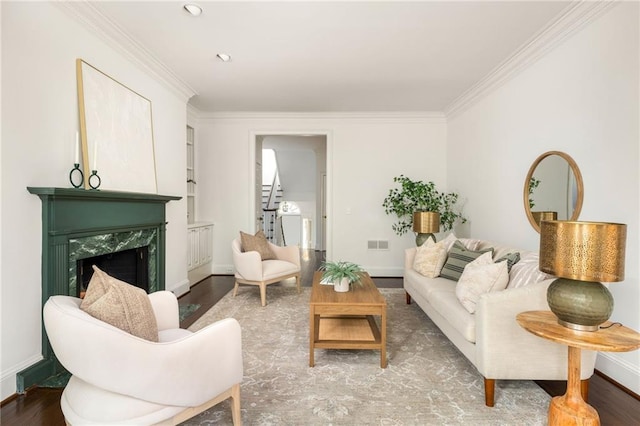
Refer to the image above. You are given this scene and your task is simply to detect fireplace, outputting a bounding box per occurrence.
[77,246,149,296]
[18,187,180,392]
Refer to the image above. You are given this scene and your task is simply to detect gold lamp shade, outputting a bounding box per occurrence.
[539,221,626,282]
[531,211,557,228]
[413,212,440,246]
[539,220,627,331]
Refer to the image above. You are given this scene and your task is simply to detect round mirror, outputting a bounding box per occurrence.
[523,151,584,233]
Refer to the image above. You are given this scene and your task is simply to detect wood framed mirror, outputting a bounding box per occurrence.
[523,151,584,233]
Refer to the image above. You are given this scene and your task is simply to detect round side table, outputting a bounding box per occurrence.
[517,310,640,426]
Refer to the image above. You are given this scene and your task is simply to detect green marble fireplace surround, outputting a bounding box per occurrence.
[17,187,180,392]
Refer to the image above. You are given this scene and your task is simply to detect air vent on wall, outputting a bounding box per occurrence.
[367,240,389,250]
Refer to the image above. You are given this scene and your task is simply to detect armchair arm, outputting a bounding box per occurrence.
[270,242,301,267]
[44,297,243,407]
[148,290,179,331]
[475,280,596,380]
[233,249,263,281]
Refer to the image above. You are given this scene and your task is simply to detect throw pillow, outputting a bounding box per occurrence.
[80,266,159,342]
[439,233,458,252]
[495,252,521,272]
[508,252,554,289]
[413,238,448,278]
[440,241,494,281]
[455,252,509,313]
[240,230,276,260]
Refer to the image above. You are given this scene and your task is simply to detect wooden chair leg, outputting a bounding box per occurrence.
[230,383,242,426]
[233,281,240,297]
[484,378,495,407]
[259,282,267,306]
[405,292,412,305]
[296,274,301,293]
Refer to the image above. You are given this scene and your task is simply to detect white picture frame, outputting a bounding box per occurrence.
[76,59,157,193]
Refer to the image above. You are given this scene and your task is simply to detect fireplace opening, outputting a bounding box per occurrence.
[77,247,149,297]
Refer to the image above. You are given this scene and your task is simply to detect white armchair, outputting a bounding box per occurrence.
[232,238,301,306]
[43,291,243,425]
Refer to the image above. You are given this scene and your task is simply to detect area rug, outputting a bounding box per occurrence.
[185,287,550,425]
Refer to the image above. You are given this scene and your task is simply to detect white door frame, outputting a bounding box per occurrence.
[248,130,332,258]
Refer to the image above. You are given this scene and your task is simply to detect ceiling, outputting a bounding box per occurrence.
[88,1,573,113]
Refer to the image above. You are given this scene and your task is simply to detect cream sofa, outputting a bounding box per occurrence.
[404,237,597,407]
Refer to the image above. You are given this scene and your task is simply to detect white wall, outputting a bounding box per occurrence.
[194,113,447,276]
[447,2,639,393]
[1,2,189,400]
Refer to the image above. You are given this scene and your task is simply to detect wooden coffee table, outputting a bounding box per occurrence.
[309,271,387,368]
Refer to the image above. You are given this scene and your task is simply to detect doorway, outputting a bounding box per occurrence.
[251,133,329,253]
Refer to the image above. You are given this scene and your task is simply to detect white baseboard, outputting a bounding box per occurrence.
[596,352,640,395]
[362,266,403,277]
[1,354,43,401]
[212,264,235,275]
[171,278,191,298]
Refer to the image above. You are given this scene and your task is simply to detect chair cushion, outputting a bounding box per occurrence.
[80,266,159,342]
[240,230,276,260]
[262,259,299,281]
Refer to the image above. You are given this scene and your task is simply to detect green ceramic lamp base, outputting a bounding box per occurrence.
[547,278,614,332]
[415,233,436,247]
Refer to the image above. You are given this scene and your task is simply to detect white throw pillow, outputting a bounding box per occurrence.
[455,251,509,314]
[440,233,458,252]
[413,239,448,278]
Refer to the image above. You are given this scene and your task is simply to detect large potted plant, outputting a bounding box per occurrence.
[382,175,466,242]
[319,261,364,292]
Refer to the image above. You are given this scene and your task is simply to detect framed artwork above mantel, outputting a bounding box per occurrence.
[76,58,157,193]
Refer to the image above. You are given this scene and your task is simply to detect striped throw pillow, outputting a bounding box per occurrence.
[495,252,521,272]
[440,241,494,281]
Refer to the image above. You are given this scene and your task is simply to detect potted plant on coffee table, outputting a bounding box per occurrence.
[319,261,364,292]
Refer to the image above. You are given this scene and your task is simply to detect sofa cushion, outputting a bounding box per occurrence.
[80,266,159,342]
[455,252,509,313]
[427,287,477,343]
[413,238,448,278]
[440,241,494,281]
[240,230,275,260]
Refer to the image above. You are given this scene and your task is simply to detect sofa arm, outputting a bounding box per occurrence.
[404,247,417,271]
[475,279,596,380]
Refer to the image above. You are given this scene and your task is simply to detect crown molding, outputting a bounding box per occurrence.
[56,1,196,103]
[444,0,618,119]
[195,111,446,123]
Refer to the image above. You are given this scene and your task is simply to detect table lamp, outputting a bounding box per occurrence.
[413,211,440,246]
[532,211,557,227]
[539,220,626,331]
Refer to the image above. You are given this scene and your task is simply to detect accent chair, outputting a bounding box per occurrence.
[231,238,301,306]
[43,292,243,425]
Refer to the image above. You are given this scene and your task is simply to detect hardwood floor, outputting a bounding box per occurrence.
[2,250,638,425]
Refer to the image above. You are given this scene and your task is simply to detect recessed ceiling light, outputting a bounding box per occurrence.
[183,4,202,16]
[217,53,232,62]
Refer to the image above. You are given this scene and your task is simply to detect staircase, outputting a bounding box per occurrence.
[262,183,282,243]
